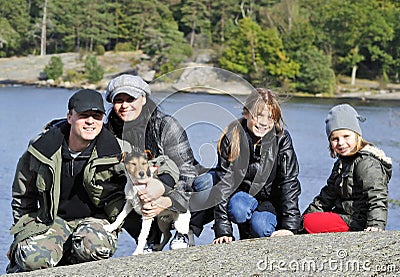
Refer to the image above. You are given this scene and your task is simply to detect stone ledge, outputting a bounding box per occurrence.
[6,231,400,276]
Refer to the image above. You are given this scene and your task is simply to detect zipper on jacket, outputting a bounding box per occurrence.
[338,161,344,188]
[71,159,74,176]
[282,154,287,175]
[41,191,49,222]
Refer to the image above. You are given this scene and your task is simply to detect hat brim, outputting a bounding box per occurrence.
[110,87,145,102]
[74,106,105,114]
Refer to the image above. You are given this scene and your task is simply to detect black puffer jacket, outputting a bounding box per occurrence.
[214,118,302,239]
[304,144,392,230]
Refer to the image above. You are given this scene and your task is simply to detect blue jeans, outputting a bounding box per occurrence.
[228,191,277,237]
[190,170,218,212]
[192,171,217,192]
[189,171,218,236]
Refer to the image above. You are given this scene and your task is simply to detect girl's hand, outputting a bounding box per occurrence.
[213,236,233,244]
[271,229,294,237]
[364,227,383,232]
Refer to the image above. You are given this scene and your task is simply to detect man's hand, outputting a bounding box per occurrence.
[213,236,233,244]
[142,196,172,218]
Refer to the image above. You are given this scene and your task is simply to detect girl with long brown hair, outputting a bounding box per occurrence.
[211,88,302,243]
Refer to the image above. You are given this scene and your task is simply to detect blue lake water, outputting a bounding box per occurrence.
[0,86,399,273]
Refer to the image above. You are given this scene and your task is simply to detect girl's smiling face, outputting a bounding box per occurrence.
[329,129,358,156]
[244,104,274,138]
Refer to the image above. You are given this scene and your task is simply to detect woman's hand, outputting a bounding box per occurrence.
[213,236,233,244]
[141,196,172,218]
[270,229,294,237]
[137,179,165,203]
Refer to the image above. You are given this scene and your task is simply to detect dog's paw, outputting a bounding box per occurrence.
[103,224,116,233]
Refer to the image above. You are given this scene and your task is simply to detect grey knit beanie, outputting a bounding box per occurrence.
[325,104,366,137]
[105,74,151,103]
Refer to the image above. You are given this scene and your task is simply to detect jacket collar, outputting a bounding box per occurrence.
[360,144,392,167]
[31,119,122,160]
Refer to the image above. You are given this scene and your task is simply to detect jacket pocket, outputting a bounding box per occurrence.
[10,213,50,236]
[9,213,50,258]
[280,154,287,176]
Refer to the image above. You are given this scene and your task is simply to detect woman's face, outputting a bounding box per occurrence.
[244,104,274,138]
[113,93,146,122]
[329,129,357,156]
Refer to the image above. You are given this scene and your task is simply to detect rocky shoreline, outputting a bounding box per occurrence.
[1,52,400,101]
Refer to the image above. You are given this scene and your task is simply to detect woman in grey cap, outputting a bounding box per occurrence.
[105,74,197,250]
[303,104,392,233]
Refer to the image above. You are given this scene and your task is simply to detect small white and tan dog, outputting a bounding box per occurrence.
[104,151,191,255]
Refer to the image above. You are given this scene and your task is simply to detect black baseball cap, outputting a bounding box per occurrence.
[68,89,105,114]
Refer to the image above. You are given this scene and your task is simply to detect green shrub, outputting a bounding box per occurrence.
[64,69,83,83]
[95,45,105,56]
[115,42,133,52]
[44,56,63,80]
[84,54,104,83]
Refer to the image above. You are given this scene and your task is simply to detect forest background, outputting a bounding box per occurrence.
[0,0,399,95]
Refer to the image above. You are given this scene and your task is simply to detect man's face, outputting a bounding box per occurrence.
[67,109,104,150]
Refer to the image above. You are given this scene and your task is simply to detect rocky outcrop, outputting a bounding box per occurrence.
[173,64,253,94]
[6,231,400,276]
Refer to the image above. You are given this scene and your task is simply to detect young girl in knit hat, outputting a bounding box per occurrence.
[303,104,392,233]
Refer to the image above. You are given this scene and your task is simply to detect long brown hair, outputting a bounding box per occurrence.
[218,88,285,162]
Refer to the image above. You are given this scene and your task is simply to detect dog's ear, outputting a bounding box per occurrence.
[145,149,154,160]
[146,166,152,177]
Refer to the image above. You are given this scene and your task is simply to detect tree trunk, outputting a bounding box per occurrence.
[220,6,225,43]
[240,0,246,18]
[250,39,257,73]
[351,64,357,86]
[190,21,196,47]
[40,0,47,56]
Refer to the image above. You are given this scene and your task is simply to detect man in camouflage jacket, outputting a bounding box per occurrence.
[7,89,126,273]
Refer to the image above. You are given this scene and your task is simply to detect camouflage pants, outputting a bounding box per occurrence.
[7,216,118,273]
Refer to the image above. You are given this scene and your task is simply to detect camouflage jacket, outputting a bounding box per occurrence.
[10,120,126,238]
